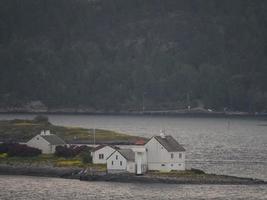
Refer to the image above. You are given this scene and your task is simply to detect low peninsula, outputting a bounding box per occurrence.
[0,117,146,145]
[0,161,265,185]
[0,117,265,185]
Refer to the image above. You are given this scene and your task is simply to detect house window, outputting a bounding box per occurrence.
[171,153,174,159]
[99,154,104,159]
[120,161,122,166]
[179,153,182,159]
[171,164,173,167]
[112,161,114,165]
[161,164,165,166]
[116,155,118,160]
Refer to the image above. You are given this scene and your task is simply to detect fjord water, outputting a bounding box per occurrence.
[0,114,266,199]
[0,175,266,200]
[1,114,266,180]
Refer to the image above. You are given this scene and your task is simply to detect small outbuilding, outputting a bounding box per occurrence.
[106,149,136,174]
[26,130,66,154]
[91,145,117,164]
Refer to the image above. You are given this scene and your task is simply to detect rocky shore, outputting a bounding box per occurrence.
[0,164,266,185]
[80,173,266,185]
[0,164,81,178]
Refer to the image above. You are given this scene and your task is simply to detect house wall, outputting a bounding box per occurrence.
[92,146,115,164]
[145,137,185,171]
[107,151,128,173]
[134,151,147,174]
[26,135,52,154]
[126,161,135,173]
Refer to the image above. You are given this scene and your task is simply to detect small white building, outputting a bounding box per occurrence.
[26,130,66,154]
[131,147,147,174]
[107,149,136,174]
[91,145,117,164]
[145,133,186,172]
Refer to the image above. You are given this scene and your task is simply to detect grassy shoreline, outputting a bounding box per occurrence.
[0,162,265,185]
[0,155,265,185]
[0,118,146,144]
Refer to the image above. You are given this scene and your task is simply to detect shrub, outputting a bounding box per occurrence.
[55,145,92,158]
[0,143,11,153]
[80,151,92,164]
[55,146,74,158]
[2,143,42,157]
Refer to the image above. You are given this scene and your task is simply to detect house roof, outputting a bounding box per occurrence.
[41,134,66,145]
[118,149,135,162]
[107,149,135,162]
[92,145,119,152]
[153,135,185,152]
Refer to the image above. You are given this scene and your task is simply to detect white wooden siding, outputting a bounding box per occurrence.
[92,146,116,164]
[26,135,52,154]
[145,137,185,171]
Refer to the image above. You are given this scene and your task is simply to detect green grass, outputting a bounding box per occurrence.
[0,153,7,158]
[0,119,147,143]
[0,154,106,170]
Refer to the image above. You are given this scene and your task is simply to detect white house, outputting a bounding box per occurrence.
[91,145,117,164]
[26,130,66,154]
[107,149,136,174]
[145,133,185,172]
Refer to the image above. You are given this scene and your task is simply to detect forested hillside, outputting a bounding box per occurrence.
[0,0,267,112]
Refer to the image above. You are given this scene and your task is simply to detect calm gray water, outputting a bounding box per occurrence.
[0,175,267,200]
[0,114,267,199]
[1,114,266,180]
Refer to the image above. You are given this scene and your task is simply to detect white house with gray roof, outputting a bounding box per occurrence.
[105,132,185,174]
[26,130,66,154]
[106,149,136,174]
[145,132,186,172]
[91,145,117,164]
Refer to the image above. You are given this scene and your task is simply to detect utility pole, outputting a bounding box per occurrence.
[93,128,96,146]
[142,92,146,112]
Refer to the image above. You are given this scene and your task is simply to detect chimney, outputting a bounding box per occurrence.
[45,130,51,135]
[40,130,45,136]
[160,130,166,138]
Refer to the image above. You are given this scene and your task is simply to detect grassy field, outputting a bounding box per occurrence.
[0,118,146,144]
[0,154,107,170]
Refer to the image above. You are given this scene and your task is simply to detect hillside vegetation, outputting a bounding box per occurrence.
[0,0,267,112]
[0,117,144,144]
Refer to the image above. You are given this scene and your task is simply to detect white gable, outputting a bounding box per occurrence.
[92,146,116,164]
[145,137,185,171]
[107,150,128,173]
[26,134,52,154]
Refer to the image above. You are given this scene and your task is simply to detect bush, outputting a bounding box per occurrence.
[55,146,74,158]
[0,143,11,153]
[55,145,92,158]
[80,151,92,164]
[0,143,42,157]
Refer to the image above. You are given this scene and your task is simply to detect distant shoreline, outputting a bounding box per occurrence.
[0,110,266,118]
[0,164,265,185]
